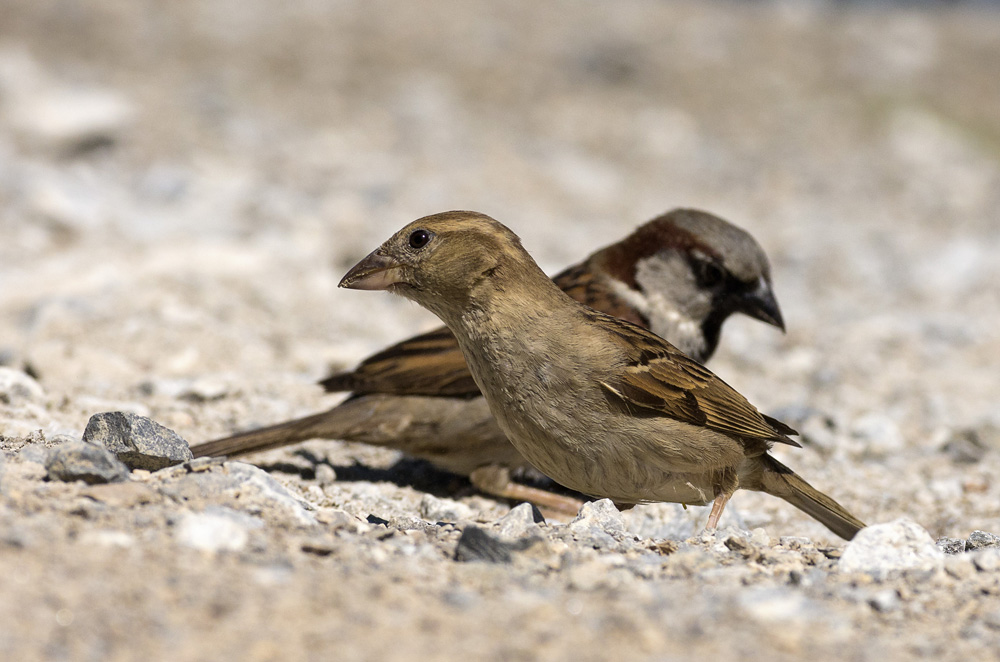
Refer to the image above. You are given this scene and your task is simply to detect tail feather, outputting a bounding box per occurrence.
[752,454,866,541]
[190,409,344,458]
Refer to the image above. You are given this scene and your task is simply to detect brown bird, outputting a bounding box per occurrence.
[191,209,786,515]
[337,211,865,540]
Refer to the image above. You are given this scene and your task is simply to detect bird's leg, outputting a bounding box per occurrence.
[705,492,731,530]
[469,464,584,518]
[705,469,738,531]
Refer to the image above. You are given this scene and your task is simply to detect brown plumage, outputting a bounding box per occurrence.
[337,211,865,540]
[191,208,786,516]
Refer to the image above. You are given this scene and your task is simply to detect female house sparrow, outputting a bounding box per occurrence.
[337,211,865,540]
[191,209,785,514]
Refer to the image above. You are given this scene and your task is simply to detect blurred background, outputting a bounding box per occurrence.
[1,0,999,530]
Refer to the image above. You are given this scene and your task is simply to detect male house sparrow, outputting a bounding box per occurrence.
[337,211,865,539]
[191,209,785,514]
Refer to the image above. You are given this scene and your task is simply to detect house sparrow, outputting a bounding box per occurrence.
[191,209,785,515]
[336,211,865,540]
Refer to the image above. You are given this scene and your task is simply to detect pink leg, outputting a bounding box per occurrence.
[706,491,731,530]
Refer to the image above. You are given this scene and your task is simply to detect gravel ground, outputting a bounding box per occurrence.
[2,1,1000,660]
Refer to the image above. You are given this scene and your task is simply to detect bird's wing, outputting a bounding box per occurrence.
[594,313,799,447]
[320,325,481,398]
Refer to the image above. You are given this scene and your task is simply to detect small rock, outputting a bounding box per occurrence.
[45,441,130,485]
[455,525,542,564]
[839,517,943,577]
[0,367,45,404]
[569,499,625,535]
[497,502,544,539]
[419,493,474,522]
[456,526,514,563]
[936,537,967,554]
[966,530,1000,551]
[175,507,263,553]
[83,411,193,471]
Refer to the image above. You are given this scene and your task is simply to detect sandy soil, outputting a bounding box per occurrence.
[1,1,999,660]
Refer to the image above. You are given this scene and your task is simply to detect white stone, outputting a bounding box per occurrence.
[839,517,943,577]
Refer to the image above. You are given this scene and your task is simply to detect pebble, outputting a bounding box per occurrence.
[455,526,516,564]
[496,502,544,540]
[838,518,943,577]
[44,441,130,485]
[936,537,966,554]
[966,530,1000,551]
[569,499,626,535]
[83,411,193,471]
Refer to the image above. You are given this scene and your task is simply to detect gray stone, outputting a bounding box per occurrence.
[936,537,967,554]
[83,411,193,471]
[497,502,544,540]
[569,498,626,535]
[839,517,944,577]
[44,441,130,485]
[966,530,1000,551]
[455,525,540,564]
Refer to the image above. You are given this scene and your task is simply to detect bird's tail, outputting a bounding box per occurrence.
[749,453,866,540]
[190,408,349,459]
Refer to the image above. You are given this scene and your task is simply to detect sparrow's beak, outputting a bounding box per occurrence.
[339,250,405,291]
[739,277,785,332]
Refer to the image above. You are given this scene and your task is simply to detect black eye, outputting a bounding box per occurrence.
[409,229,431,249]
[694,259,725,288]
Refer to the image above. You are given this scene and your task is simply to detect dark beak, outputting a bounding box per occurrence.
[339,250,405,291]
[738,277,785,332]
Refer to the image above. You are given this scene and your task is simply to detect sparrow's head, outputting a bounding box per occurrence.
[585,208,784,360]
[339,211,547,318]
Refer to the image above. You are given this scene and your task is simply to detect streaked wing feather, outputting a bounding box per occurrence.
[595,312,799,446]
[320,326,481,398]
